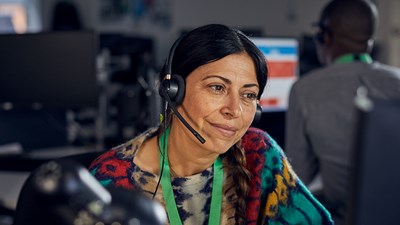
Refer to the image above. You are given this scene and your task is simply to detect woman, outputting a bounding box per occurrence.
[89,24,333,225]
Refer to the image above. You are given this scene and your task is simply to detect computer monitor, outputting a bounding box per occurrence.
[250,37,299,112]
[299,34,322,76]
[346,99,400,225]
[0,30,98,109]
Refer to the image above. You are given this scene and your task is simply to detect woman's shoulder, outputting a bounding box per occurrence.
[241,127,283,158]
[241,127,289,188]
[241,127,289,175]
[88,128,158,186]
[242,128,333,224]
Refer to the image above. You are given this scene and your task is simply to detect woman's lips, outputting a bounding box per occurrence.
[210,123,238,138]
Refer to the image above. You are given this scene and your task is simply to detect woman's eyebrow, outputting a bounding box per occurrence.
[202,75,231,84]
[244,83,259,88]
[202,75,259,88]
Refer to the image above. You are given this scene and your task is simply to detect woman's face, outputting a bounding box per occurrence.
[177,52,259,153]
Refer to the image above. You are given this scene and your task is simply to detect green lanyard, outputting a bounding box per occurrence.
[334,53,373,64]
[158,127,224,225]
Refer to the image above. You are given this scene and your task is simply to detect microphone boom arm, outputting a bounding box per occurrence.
[161,88,206,144]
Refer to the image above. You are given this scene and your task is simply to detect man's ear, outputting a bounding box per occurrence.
[324,31,333,46]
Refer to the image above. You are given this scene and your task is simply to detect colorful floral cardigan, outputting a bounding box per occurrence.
[89,127,333,225]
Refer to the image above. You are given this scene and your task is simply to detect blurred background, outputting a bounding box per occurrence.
[0,0,399,223]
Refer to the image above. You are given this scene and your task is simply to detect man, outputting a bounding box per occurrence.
[285,1,400,225]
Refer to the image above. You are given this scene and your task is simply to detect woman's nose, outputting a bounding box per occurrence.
[221,94,242,119]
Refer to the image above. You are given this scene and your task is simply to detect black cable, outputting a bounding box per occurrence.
[152,101,168,200]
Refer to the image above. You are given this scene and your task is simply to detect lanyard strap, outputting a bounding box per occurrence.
[159,127,223,225]
[334,53,373,64]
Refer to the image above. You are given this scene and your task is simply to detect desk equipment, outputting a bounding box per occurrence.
[13,159,166,225]
[0,31,97,109]
[0,31,99,151]
[347,94,400,225]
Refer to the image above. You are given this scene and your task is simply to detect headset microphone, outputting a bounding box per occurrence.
[160,85,206,144]
[159,36,206,144]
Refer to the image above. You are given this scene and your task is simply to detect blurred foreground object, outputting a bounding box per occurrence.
[347,94,400,225]
[13,159,166,225]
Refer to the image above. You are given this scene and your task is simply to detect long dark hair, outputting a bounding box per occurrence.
[160,24,268,224]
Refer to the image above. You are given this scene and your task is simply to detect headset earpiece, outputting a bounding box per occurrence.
[315,30,324,44]
[253,104,262,124]
[159,37,186,105]
[159,74,186,105]
[315,24,333,45]
[158,37,205,144]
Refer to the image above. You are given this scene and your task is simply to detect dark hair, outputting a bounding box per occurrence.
[319,0,378,41]
[163,23,268,100]
[160,24,268,224]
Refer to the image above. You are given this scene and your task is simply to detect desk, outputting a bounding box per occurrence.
[0,145,100,171]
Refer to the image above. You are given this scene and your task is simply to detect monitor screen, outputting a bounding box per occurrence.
[0,31,97,109]
[251,37,299,112]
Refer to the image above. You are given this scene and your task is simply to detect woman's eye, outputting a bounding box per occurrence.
[243,93,257,101]
[210,84,225,93]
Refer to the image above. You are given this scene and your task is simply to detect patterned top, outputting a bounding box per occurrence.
[89,127,333,225]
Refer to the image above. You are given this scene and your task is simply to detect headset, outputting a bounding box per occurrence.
[314,22,332,45]
[315,29,325,44]
[158,37,263,144]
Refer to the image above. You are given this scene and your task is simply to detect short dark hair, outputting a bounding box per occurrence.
[318,0,378,41]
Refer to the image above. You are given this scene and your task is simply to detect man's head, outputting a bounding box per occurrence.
[314,0,379,65]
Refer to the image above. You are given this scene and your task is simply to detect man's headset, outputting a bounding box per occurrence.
[315,29,325,44]
[314,22,332,44]
[158,36,262,144]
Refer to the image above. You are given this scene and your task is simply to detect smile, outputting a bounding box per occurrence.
[210,123,239,138]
